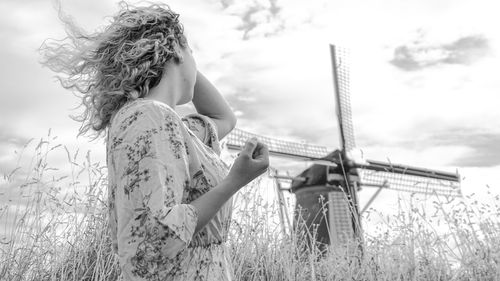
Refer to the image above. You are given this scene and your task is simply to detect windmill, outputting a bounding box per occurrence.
[220,44,462,250]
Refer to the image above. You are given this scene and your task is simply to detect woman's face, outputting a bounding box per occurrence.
[177,44,197,105]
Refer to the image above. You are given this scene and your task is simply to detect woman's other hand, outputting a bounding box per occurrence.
[190,137,269,233]
[227,137,270,187]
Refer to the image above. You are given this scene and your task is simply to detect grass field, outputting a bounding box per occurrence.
[1,133,499,280]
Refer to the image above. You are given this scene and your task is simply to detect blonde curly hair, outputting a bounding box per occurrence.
[39,1,188,139]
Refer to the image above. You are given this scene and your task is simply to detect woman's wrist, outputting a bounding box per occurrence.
[219,174,244,195]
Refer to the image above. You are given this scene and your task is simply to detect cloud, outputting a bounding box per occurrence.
[218,0,233,9]
[0,129,31,148]
[358,121,500,168]
[0,127,36,178]
[431,129,500,167]
[220,0,304,40]
[233,0,283,40]
[390,34,491,71]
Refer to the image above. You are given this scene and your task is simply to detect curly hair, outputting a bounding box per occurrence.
[39,1,188,139]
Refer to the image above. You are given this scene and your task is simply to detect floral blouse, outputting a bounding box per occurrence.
[106,99,233,281]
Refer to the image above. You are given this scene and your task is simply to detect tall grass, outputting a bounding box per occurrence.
[0,132,499,280]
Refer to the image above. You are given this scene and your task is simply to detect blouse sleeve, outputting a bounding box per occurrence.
[110,104,198,262]
[181,113,222,156]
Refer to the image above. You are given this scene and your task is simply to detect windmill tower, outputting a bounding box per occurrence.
[221,44,462,250]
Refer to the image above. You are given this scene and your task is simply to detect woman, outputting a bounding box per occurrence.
[40,2,269,280]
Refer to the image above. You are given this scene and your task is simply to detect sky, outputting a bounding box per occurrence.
[0,0,499,235]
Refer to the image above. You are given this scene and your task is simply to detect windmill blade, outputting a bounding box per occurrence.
[224,128,336,165]
[329,45,364,244]
[357,159,461,197]
[330,45,356,153]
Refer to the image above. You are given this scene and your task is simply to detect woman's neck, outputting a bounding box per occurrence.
[145,64,185,110]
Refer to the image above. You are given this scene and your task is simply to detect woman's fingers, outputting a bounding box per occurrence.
[252,142,269,161]
[243,137,258,156]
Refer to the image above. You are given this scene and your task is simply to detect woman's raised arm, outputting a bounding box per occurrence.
[191,71,237,140]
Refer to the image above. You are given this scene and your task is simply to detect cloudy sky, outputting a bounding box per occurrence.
[0,0,499,225]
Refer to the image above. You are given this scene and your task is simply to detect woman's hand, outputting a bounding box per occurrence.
[190,137,269,233]
[227,137,270,187]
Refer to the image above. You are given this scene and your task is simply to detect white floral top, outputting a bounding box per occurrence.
[106,99,233,281]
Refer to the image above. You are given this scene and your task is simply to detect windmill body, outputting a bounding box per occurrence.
[221,44,462,249]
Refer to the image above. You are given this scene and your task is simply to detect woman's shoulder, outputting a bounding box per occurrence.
[181,113,222,155]
[110,98,181,131]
